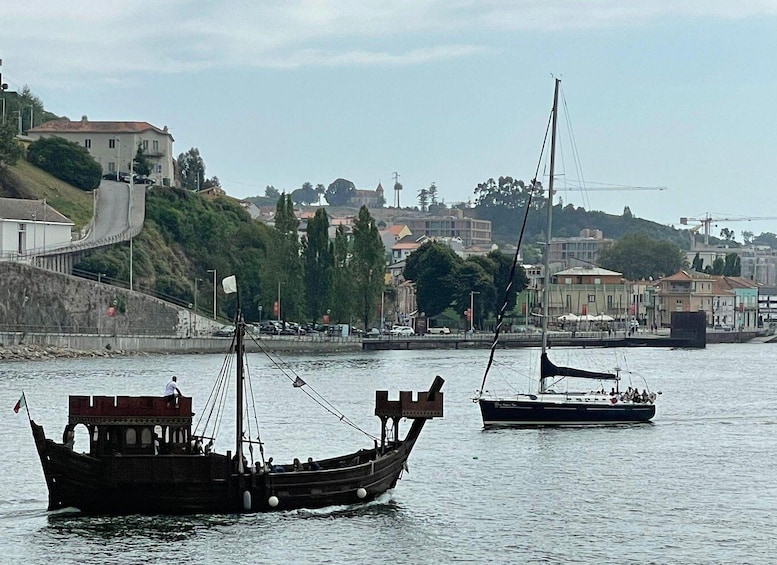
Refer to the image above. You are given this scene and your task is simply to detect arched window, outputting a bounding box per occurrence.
[140,428,152,446]
[125,428,137,445]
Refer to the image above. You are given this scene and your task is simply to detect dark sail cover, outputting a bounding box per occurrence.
[541,353,618,381]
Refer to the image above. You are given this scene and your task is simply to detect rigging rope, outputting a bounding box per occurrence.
[477,102,554,396]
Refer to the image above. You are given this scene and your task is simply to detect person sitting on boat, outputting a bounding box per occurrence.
[62,424,75,450]
[307,457,321,471]
[641,390,650,403]
[292,458,302,471]
[610,388,616,396]
[204,439,213,455]
[164,376,182,407]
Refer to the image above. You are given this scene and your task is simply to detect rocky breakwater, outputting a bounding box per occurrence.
[0,344,129,361]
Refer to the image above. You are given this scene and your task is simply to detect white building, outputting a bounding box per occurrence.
[28,118,176,187]
[0,198,74,259]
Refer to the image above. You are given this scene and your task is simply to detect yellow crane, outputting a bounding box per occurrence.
[680,214,777,247]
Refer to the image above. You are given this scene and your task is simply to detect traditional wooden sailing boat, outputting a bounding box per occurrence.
[476,79,656,427]
[26,275,444,514]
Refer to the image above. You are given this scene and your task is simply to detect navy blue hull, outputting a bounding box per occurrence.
[479,397,655,427]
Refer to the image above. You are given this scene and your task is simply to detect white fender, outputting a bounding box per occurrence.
[242,490,252,511]
[268,495,279,508]
[356,487,367,499]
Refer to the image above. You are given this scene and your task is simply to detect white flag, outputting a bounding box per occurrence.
[222,275,237,294]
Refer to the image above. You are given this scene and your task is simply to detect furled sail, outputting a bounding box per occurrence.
[541,353,618,381]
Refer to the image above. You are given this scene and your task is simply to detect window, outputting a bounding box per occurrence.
[125,428,137,445]
[109,138,116,149]
[607,295,613,308]
[140,428,152,446]
[84,139,91,148]
[565,295,572,309]
[152,140,159,151]
[588,294,595,302]
[108,162,115,172]
[157,164,162,173]
[142,140,149,150]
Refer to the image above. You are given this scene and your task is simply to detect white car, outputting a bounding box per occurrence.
[390,326,415,336]
[427,326,451,335]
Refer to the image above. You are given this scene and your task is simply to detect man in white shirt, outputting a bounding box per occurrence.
[165,376,182,407]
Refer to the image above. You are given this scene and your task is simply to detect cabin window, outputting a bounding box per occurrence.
[171,428,185,444]
[140,427,152,446]
[125,428,137,445]
[92,427,99,443]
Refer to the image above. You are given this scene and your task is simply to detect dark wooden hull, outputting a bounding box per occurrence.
[31,421,413,515]
[478,397,655,427]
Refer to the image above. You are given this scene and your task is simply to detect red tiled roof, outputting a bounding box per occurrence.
[29,119,174,139]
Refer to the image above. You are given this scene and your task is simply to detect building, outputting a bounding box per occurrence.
[759,286,777,326]
[548,266,629,321]
[548,229,614,270]
[0,198,74,260]
[28,118,176,187]
[654,270,715,327]
[348,183,384,208]
[396,209,491,247]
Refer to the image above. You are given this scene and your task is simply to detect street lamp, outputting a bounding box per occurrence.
[207,269,217,320]
[98,272,106,284]
[258,305,263,325]
[470,291,480,333]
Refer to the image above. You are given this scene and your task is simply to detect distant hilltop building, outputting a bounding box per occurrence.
[395,208,491,247]
[28,118,176,188]
[348,183,384,208]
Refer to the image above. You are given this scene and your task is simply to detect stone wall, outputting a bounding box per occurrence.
[0,262,218,337]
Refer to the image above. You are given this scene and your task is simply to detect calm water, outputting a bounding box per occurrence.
[3,344,777,564]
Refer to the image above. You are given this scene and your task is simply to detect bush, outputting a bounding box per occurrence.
[27,136,102,190]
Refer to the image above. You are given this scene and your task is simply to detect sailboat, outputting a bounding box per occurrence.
[476,79,656,427]
[25,275,444,515]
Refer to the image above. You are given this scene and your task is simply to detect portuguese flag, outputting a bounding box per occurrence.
[13,393,26,414]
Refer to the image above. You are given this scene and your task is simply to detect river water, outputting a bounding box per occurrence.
[3,344,777,564]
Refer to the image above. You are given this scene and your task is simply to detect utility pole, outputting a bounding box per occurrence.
[392,171,401,207]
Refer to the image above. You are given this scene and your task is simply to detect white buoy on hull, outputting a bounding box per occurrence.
[356,488,367,499]
[243,490,252,511]
[268,495,279,508]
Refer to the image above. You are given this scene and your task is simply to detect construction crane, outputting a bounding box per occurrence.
[680,214,777,247]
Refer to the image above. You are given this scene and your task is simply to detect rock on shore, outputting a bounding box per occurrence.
[0,344,128,361]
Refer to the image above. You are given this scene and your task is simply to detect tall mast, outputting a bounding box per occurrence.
[540,78,560,393]
[235,314,245,473]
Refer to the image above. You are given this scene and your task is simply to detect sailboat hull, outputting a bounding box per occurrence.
[478,397,655,427]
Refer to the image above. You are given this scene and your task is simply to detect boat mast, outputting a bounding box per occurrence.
[235,314,245,473]
[540,78,560,394]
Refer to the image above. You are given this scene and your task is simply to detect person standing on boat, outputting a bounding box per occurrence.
[165,376,182,407]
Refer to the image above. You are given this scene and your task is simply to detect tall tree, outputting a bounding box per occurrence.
[301,208,333,322]
[351,206,385,329]
[27,136,101,190]
[177,148,206,191]
[417,187,429,212]
[598,233,686,280]
[325,178,356,206]
[428,182,438,205]
[262,194,305,321]
[291,181,318,205]
[404,241,463,317]
[133,142,152,178]
[315,183,326,204]
[0,122,24,166]
[723,252,741,276]
[330,224,354,323]
[265,185,280,199]
[451,261,494,329]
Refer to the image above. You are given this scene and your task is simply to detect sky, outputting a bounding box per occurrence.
[3,1,777,238]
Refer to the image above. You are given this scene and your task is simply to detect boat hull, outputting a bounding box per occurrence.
[31,421,411,515]
[478,396,655,427]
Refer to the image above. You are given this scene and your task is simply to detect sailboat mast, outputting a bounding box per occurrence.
[235,315,245,472]
[540,78,560,393]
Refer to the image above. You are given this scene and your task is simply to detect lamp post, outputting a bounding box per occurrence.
[277,280,282,323]
[470,291,479,333]
[258,305,263,325]
[207,269,217,320]
[98,273,106,284]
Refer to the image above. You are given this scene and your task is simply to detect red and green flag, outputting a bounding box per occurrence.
[13,393,26,414]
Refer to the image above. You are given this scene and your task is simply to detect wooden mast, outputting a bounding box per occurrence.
[540,78,560,394]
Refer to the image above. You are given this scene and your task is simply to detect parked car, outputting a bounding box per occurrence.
[390,326,415,337]
[364,328,382,338]
[427,326,451,335]
[212,325,234,337]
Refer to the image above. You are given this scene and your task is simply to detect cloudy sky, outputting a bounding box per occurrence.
[3,1,777,236]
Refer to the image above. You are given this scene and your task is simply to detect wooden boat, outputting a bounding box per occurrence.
[26,275,444,514]
[476,79,656,427]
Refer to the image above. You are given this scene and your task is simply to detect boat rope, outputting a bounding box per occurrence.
[193,335,234,443]
[245,332,378,441]
[242,358,265,466]
[477,105,554,397]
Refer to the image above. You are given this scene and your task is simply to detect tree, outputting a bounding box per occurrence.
[598,233,685,280]
[691,252,704,272]
[404,241,463,317]
[27,136,102,190]
[0,122,24,166]
[428,182,438,206]
[330,225,354,323]
[325,178,356,206]
[132,142,152,179]
[742,230,754,244]
[265,185,280,199]
[291,181,318,205]
[417,187,429,212]
[723,252,741,276]
[301,208,333,322]
[315,183,326,204]
[263,193,305,321]
[177,148,205,190]
[720,227,735,242]
[351,206,385,329]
